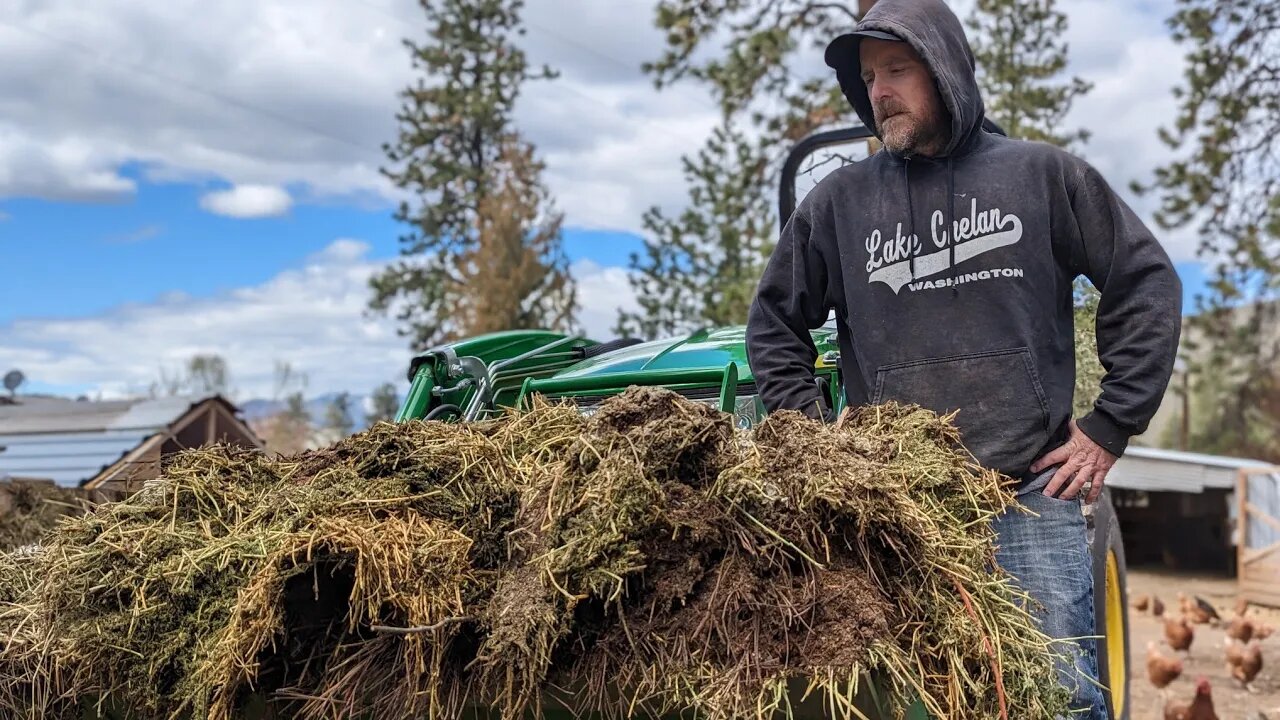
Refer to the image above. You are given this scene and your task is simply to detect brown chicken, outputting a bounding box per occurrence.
[1235,596,1250,617]
[1153,594,1166,617]
[1229,640,1264,690]
[1163,677,1218,720]
[1256,622,1276,640]
[1148,640,1184,689]
[1226,636,1246,667]
[1135,594,1151,612]
[1227,615,1256,643]
[1165,614,1195,653]
[1189,596,1220,625]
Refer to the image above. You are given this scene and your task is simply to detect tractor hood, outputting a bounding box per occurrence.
[553,325,841,381]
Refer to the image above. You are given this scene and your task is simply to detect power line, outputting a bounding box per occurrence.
[347,0,719,115]
[0,5,717,179]
[0,16,374,153]
[522,15,721,114]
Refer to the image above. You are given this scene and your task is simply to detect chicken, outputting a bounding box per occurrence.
[1163,677,1218,720]
[1226,636,1246,668]
[1229,640,1264,691]
[1235,596,1250,618]
[1165,614,1195,653]
[1147,640,1184,690]
[1187,595,1220,625]
[1227,615,1256,643]
[1135,593,1151,612]
[1153,594,1166,618]
[1257,622,1276,641]
[1198,595,1222,620]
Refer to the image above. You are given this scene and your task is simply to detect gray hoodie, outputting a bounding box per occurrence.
[745,0,1182,479]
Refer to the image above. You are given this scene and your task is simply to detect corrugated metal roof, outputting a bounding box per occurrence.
[0,430,154,487]
[0,395,221,488]
[1107,445,1277,494]
[0,395,204,435]
[1122,446,1275,470]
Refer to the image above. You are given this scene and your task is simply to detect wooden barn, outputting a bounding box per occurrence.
[0,394,262,495]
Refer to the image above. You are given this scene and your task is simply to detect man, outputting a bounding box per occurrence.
[745,0,1181,716]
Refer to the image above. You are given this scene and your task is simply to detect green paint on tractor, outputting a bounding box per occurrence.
[398,326,844,428]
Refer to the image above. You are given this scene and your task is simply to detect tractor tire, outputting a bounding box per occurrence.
[1090,488,1130,720]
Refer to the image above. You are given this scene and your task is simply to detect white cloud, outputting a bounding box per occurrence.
[0,0,708,231]
[571,259,641,338]
[0,0,1201,247]
[199,184,292,218]
[1,240,638,401]
[1059,0,1197,261]
[0,128,135,201]
[1,239,404,400]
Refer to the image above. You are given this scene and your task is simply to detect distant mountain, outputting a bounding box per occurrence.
[237,391,403,431]
[238,398,286,422]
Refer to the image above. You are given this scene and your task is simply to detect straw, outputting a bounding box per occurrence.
[0,387,1069,720]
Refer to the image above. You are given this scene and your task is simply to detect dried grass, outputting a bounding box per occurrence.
[0,481,87,552]
[0,388,1070,719]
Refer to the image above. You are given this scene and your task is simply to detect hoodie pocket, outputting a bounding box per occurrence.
[872,347,1050,475]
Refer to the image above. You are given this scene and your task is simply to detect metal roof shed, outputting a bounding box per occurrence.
[0,395,262,492]
[1107,446,1273,494]
[1105,445,1280,607]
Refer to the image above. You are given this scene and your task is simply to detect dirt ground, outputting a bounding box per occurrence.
[1126,568,1280,719]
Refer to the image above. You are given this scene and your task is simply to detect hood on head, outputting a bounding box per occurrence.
[824,0,985,158]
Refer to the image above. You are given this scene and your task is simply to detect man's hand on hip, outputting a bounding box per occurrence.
[1029,419,1117,503]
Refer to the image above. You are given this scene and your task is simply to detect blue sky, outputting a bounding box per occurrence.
[0,0,1201,401]
[0,189,1207,328]
[0,179,643,324]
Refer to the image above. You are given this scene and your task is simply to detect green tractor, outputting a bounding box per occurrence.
[394,122,1132,720]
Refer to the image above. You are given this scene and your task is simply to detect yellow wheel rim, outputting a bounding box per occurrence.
[1105,549,1126,718]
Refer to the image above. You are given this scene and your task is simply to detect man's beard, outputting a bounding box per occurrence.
[874,101,947,157]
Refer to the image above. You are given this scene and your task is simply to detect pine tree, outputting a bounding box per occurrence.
[253,362,314,456]
[257,391,314,456]
[283,392,313,438]
[618,1,860,339]
[965,0,1092,148]
[367,382,401,426]
[1138,0,1280,461]
[616,121,777,338]
[324,392,355,441]
[186,355,231,396]
[150,354,231,398]
[453,142,575,336]
[370,0,575,349]
[622,0,1090,338]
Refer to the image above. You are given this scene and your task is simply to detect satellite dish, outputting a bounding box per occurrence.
[3,370,24,395]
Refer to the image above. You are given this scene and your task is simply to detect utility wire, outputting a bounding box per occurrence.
[0,16,374,153]
[347,0,719,115]
[0,6,717,179]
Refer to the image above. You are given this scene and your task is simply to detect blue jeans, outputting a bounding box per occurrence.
[992,469,1108,719]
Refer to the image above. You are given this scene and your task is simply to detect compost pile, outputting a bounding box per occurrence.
[0,480,86,551]
[0,387,1070,720]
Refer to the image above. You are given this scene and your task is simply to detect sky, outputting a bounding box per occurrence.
[0,0,1207,402]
